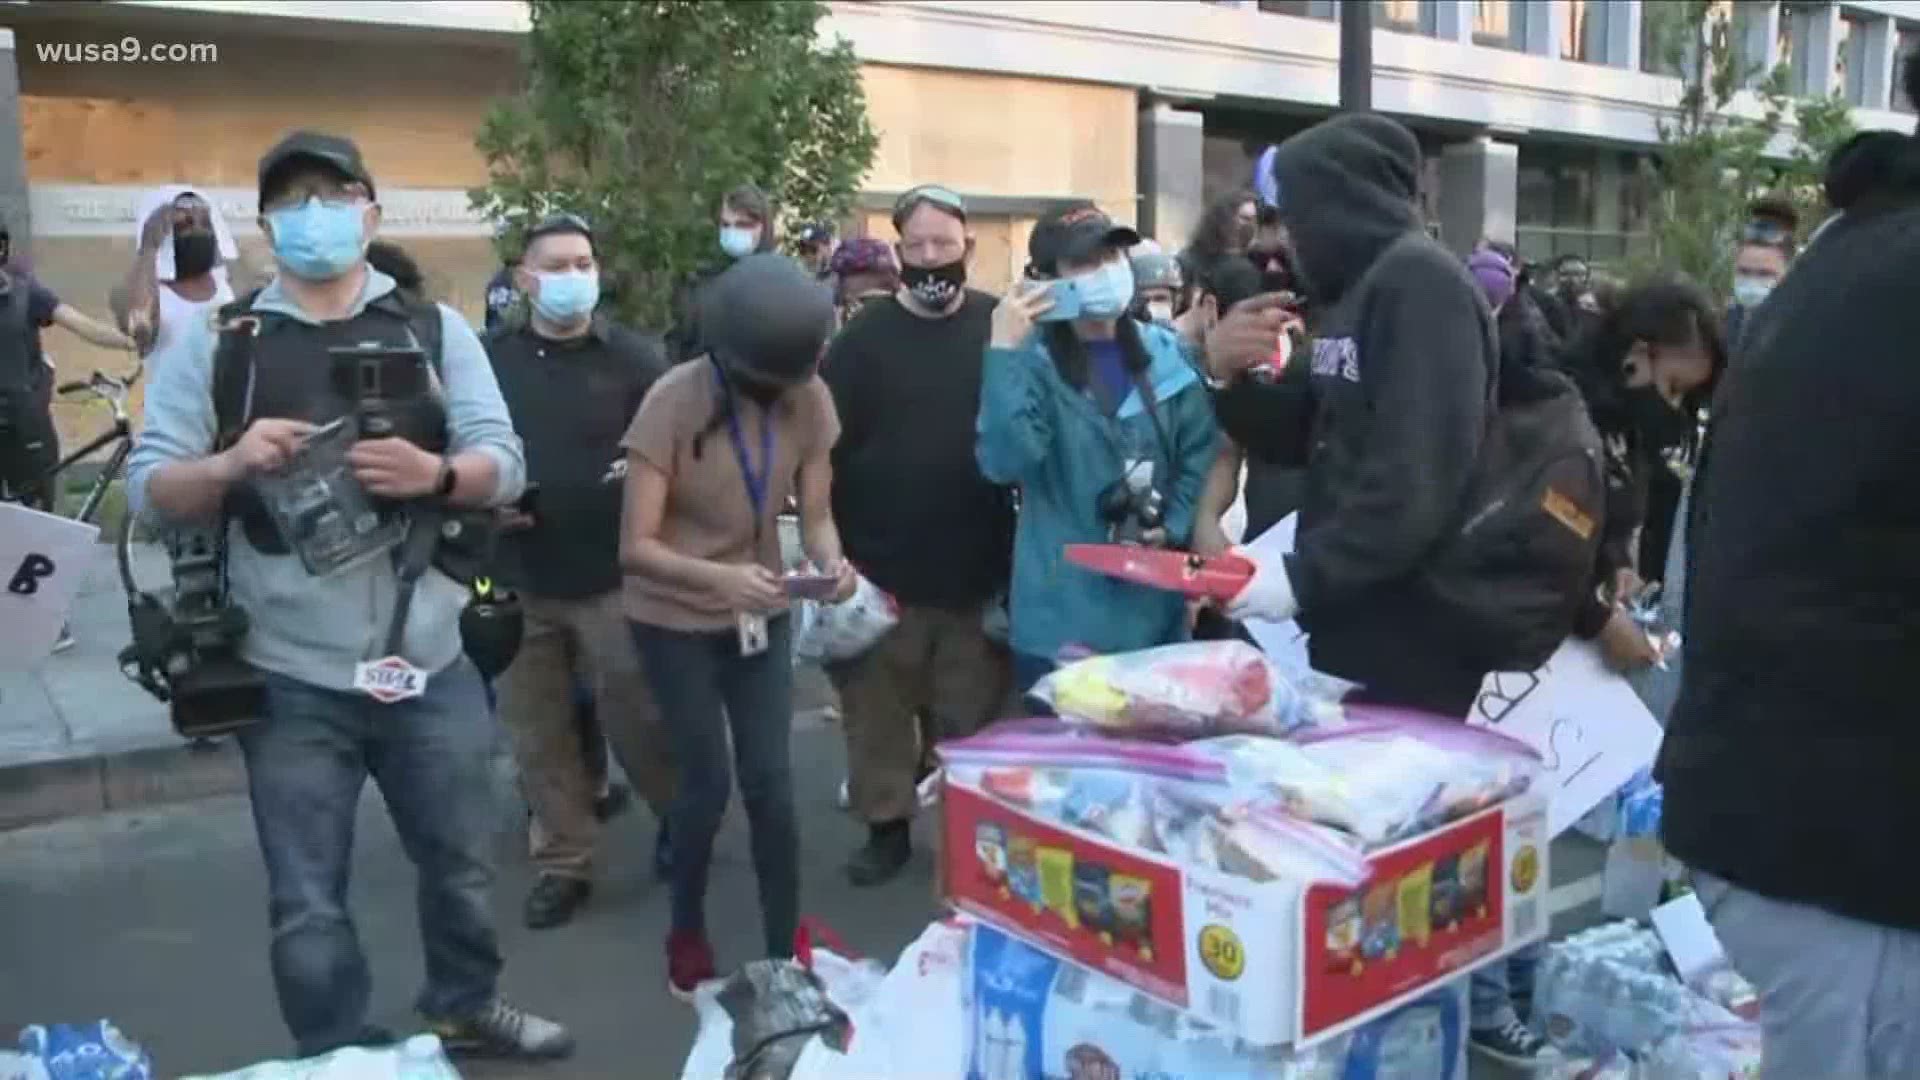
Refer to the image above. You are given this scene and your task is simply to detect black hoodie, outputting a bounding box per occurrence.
[1213,115,1497,714]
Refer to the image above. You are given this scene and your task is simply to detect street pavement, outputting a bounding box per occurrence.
[0,718,1600,1079]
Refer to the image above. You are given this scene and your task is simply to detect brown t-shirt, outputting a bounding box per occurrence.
[620,360,840,631]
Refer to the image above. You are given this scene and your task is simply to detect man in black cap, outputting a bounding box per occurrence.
[126,130,573,1061]
[486,212,676,929]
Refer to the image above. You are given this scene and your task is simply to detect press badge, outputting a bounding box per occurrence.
[737,612,770,657]
[353,655,429,704]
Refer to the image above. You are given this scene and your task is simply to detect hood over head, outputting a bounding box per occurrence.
[1268,113,1423,303]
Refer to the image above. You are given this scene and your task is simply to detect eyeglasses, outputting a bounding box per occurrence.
[892,184,967,225]
[263,179,370,214]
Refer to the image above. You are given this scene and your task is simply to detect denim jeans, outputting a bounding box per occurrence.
[238,660,502,1057]
[1469,944,1542,1030]
[630,615,798,959]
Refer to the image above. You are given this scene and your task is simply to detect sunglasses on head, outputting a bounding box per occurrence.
[1742,219,1792,246]
[892,184,966,221]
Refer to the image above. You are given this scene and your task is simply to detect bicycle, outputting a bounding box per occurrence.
[0,365,142,520]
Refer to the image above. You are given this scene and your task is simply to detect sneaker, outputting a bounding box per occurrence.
[593,781,633,823]
[430,998,574,1060]
[666,929,718,1002]
[1470,1018,1550,1067]
[523,874,592,930]
[50,627,76,654]
[845,821,912,887]
[652,822,674,881]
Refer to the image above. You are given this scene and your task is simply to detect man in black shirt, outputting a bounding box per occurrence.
[486,214,675,929]
[823,185,1014,886]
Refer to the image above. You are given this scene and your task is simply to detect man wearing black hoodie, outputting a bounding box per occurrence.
[1211,114,1496,717]
[1207,114,1551,1067]
[1656,60,1920,1077]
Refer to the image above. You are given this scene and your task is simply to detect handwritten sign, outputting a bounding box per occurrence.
[1241,515,1664,837]
[0,503,101,669]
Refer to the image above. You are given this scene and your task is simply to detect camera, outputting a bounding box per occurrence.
[119,528,264,739]
[1096,460,1166,546]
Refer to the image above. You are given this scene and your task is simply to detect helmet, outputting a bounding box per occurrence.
[1130,248,1181,292]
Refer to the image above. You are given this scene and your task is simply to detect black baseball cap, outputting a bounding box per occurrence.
[258,130,376,206]
[1027,201,1141,274]
[524,212,594,251]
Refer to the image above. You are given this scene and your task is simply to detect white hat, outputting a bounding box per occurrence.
[133,184,239,282]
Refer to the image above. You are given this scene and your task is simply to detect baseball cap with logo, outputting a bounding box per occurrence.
[1027,201,1141,275]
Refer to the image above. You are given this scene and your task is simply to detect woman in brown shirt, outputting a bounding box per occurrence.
[619,254,854,999]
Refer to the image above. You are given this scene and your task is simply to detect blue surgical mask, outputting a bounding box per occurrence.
[266,197,367,281]
[1731,274,1773,309]
[1074,259,1135,319]
[1034,259,1137,324]
[719,225,758,259]
[532,270,599,322]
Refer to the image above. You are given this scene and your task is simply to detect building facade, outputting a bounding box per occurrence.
[0,0,1913,442]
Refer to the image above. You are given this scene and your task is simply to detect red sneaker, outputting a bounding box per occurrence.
[666,929,717,1002]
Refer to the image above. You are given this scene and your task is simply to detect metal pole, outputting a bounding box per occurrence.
[1338,0,1373,112]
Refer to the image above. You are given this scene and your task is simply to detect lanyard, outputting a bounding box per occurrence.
[713,363,775,541]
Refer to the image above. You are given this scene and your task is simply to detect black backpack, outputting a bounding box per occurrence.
[1419,363,1606,672]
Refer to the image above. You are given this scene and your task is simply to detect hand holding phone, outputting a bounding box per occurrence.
[782,571,840,601]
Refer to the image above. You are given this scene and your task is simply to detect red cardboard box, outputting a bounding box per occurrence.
[941,774,1549,1047]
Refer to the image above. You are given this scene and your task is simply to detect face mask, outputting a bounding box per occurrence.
[1072,259,1135,320]
[1146,300,1174,325]
[1624,384,1693,450]
[1731,275,1773,309]
[172,232,218,278]
[267,197,366,281]
[900,256,967,309]
[531,269,599,322]
[719,225,758,260]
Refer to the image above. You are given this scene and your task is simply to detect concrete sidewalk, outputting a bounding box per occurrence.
[0,542,842,831]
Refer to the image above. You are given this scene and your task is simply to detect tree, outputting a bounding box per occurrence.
[470,1,879,328]
[1634,0,1856,292]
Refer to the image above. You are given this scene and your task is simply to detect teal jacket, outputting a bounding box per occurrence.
[976,321,1220,660]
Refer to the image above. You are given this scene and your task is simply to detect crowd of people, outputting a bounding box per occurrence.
[0,63,1901,1074]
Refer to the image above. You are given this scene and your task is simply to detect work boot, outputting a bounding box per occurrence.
[429,998,574,1060]
[845,820,912,886]
[523,874,591,930]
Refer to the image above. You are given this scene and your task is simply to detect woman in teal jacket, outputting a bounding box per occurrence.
[977,202,1220,695]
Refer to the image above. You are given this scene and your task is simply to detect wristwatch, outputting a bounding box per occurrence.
[433,457,458,499]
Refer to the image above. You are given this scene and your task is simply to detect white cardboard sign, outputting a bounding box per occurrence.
[0,502,101,669]
[1240,514,1665,837]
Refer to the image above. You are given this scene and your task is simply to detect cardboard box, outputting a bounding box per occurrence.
[941,775,1549,1048]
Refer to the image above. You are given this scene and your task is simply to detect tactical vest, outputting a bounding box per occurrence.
[212,288,448,557]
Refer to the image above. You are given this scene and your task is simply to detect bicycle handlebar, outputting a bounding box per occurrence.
[54,365,142,421]
[57,380,88,395]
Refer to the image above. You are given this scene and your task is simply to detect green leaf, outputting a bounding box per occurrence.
[469,0,879,328]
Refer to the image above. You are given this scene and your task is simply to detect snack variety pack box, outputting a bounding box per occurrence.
[941,775,1549,1048]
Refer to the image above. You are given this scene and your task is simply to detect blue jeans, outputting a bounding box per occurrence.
[630,616,798,958]
[238,661,502,1057]
[1469,944,1542,1030]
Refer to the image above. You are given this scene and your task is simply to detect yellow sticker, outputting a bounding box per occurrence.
[1511,844,1541,894]
[1198,923,1246,981]
[1542,487,1596,541]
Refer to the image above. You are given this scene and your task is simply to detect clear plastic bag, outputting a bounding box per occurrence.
[792,571,899,664]
[1196,713,1539,847]
[179,1036,458,1080]
[1030,640,1334,738]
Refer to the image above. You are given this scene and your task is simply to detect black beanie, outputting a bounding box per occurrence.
[703,253,834,384]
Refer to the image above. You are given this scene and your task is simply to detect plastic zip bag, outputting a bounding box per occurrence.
[1198,713,1539,847]
[1031,640,1335,738]
[792,571,899,665]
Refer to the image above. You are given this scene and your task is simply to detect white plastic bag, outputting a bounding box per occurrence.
[679,947,889,1080]
[793,572,899,664]
[178,1035,460,1080]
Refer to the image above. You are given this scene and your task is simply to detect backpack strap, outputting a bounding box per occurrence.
[210,288,270,453]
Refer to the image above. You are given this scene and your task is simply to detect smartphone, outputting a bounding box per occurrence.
[1032,276,1084,323]
[782,572,839,601]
